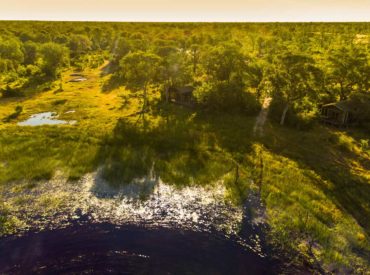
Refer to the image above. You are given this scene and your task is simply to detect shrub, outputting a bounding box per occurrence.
[1,85,24,98]
[269,97,316,130]
[194,80,260,115]
[52,99,67,105]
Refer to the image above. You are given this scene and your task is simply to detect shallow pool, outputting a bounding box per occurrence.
[18,112,76,126]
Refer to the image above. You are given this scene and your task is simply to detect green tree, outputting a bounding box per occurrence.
[270,53,322,125]
[245,59,265,99]
[23,41,39,65]
[40,43,69,78]
[327,46,370,100]
[160,50,191,102]
[120,51,161,112]
[69,34,92,57]
[0,38,24,64]
[112,36,131,62]
[203,42,245,83]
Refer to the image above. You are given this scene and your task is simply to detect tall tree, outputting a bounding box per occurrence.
[270,53,322,125]
[327,46,370,100]
[203,42,246,83]
[40,43,69,78]
[160,50,190,102]
[120,51,161,112]
[0,38,24,65]
[69,34,92,58]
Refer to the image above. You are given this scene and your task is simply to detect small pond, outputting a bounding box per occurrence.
[70,77,87,82]
[18,112,76,126]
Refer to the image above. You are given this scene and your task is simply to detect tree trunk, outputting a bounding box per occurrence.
[339,82,347,101]
[165,85,169,103]
[256,87,261,100]
[193,58,197,75]
[192,49,197,75]
[280,104,289,126]
[142,84,148,112]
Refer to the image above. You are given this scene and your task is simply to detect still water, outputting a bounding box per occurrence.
[17,112,76,126]
[0,223,279,274]
[0,171,282,274]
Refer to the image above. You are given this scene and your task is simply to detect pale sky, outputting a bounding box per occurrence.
[0,0,369,22]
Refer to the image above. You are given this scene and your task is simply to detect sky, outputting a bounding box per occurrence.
[0,0,369,22]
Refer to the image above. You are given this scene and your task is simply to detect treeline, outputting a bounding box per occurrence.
[1,21,369,128]
[0,22,108,96]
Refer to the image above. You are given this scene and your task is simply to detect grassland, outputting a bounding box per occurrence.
[0,63,369,273]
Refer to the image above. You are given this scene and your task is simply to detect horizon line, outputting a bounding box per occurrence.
[1,19,370,23]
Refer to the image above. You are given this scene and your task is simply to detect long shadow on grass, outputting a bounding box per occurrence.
[94,107,255,193]
[260,124,370,234]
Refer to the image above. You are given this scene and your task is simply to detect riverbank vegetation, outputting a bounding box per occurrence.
[0,21,369,273]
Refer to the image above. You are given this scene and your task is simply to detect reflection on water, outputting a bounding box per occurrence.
[0,160,281,273]
[85,170,244,236]
[5,170,242,235]
[0,223,278,274]
[2,169,269,255]
[17,112,76,126]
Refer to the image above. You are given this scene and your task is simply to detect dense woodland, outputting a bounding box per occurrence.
[1,22,369,128]
[0,22,370,273]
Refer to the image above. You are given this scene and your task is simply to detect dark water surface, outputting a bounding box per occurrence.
[0,222,280,274]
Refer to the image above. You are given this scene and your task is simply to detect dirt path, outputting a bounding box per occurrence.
[253,97,272,137]
[101,38,119,75]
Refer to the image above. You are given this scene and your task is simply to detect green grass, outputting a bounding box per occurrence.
[0,64,369,272]
[0,63,129,183]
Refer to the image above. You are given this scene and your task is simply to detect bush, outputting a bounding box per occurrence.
[194,80,260,115]
[347,93,370,132]
[0,85,24,98]
[269,97,316,130]
[52,99,67,105]
[360,139,369,152]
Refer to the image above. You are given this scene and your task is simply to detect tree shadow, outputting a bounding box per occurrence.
[99,60,123,93]
[101,73,122,93]
[93,105,257,194]
[260,124,370,234]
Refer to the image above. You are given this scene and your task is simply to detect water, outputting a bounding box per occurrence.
[17,112,76,126]
[0,223,279,274]
[65,110,76,114]
[0,171,284,274]
[70,77,87,82]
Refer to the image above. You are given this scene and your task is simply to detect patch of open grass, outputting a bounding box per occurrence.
[0,64,128,184]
